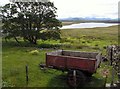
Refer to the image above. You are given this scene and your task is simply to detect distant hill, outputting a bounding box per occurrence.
[59,17,119,23]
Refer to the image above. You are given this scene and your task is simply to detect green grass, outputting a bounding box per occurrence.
[61,25,118,53]
[2,25,119,87]
[2,45,68,87]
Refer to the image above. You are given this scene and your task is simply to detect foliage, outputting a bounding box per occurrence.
[1,2,62,44]
[40,30,61,40]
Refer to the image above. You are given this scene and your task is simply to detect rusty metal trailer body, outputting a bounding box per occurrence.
[46,50,101,73]
[43,50,102,87]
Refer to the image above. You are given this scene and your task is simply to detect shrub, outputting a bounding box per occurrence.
[40,30,61,40]
[38,43,61,48]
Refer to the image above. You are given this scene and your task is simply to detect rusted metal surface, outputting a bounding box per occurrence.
[46,50,101,73]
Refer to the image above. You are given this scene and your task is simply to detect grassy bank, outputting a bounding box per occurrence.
[61,25,118,53]
[2,25,118,87]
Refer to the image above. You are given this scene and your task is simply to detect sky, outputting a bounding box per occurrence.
[0,0,120,19]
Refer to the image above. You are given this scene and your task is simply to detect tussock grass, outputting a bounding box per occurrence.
[2,25,119,87]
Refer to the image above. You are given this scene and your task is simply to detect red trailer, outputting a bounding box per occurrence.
[41,50,102,87]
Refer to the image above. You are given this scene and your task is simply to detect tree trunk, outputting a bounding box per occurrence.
[33,40,37,44]
[33,36,37,44]
[5,37,8,42]
[25,35,37,44]
[14,37,20,43]
[30,40,37,44]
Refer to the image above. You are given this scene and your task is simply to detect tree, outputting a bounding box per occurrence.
[1,3,20,43]
[40,30,61,40]
[1,2,62,44]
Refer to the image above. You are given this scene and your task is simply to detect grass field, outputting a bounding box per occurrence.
[2,25,119,87]
[61,25,118,53]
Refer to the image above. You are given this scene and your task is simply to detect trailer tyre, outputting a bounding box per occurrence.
[67,70,86,87]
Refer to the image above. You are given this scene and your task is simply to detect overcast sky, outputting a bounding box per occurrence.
[0,0,119,19]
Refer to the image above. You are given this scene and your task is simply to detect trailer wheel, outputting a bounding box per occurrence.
[85,72,93,77]
[67,70,86,87]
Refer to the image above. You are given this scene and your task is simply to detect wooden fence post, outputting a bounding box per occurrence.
[110,47,113,66]
[26,65,28,86]
[111,66,114,86]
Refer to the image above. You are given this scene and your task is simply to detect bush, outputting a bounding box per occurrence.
[40,30,61,40]
[38,43,61,48]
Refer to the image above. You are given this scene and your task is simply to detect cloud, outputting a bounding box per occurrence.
[52,0,119,19]
[0,0,119,18]
[0,0,10,6]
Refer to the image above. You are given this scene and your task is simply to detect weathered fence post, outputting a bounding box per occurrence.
[111,66,115,87]
[110,46,113,66]
[26,65,28,86]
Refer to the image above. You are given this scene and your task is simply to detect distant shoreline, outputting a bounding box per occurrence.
[61,22,118,29]
[62,21,119,26]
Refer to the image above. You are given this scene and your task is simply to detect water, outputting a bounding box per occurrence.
[61,22,118,29]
